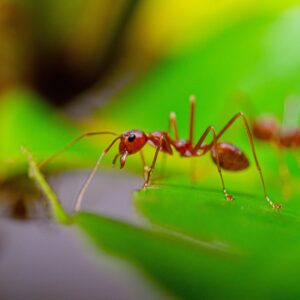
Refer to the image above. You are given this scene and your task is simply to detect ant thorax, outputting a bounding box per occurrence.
[172,140,195,157]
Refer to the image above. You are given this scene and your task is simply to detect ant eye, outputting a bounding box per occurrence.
[128,134,136,142]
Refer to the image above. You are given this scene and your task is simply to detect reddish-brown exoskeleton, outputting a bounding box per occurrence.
[39,96,281,211]
[252,117,300,156]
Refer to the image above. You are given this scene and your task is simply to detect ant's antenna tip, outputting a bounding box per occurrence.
[190,95,196,103]
[170,112,176,119]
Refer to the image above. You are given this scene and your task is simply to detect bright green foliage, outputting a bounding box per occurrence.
[0,88,100,179]
[100,7,300,137]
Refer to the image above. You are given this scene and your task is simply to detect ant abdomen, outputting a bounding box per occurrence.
[211,142,249,171]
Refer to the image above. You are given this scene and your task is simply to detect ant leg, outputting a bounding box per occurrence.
[159,111,180,180]
[214,112,281,208]
[140,150,149,181]
[143,136,171,188]
[189,95,196,144]
[74,136,120,212]
[189,96,197,182]
[168,111,179,141]
[194,126,234,201]
[39,131,118,169]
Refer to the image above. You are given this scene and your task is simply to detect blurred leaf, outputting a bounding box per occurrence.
[93,6,300,178]
[0,88,100,179]
[75,212,241,300]
[126,0,299,56]
[100,6,300,133]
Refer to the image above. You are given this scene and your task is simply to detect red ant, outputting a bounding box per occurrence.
[252,96,300,157]
[39,96,282,211]
[250,96,300,196]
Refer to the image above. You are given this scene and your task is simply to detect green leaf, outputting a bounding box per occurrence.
[133,179,300,299]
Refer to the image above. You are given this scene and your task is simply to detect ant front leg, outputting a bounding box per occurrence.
[214,112,281,208]
[143,135,171,188]
[194,126,234,201]
[140,150,149,181]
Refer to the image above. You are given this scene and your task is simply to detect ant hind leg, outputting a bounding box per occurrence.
[215,112,281,208]
[193,126,234,201]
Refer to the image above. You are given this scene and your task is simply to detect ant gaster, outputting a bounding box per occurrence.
[39,96,281,211]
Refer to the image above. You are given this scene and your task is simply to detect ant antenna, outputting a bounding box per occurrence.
[74,136,121,212]
[39,131,118,170]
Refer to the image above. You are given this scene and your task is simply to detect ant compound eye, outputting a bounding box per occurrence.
[128,134,136,142]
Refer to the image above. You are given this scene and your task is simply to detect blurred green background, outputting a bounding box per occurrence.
[1,1,300,299]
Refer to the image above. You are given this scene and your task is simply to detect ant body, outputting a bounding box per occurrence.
[252,98,300,157]
[39,96,281,211]
[250,97,300,196]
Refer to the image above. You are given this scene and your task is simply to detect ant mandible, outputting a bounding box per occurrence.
[39,96,282,211]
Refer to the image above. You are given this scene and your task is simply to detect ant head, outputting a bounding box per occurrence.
[252,115,279,141]
[118,130,148,168]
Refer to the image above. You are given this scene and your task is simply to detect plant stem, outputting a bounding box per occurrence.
[22,147,72,224]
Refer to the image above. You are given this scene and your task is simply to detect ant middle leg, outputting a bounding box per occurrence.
[159,110,180,180]
[189,95,196,144]
[140,150,150,181]
[214,112,281,208]
[168,111,180,141]
[143,136,172,188]
[194,126,234,201]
